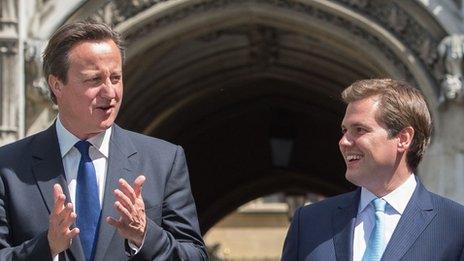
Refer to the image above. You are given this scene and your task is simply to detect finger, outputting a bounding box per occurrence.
[118,179,136,203]
[66,227,80,239]
[106,216,123,228]
[53,184,64,200]
[133,175,146,197]
[61,209,77,229]
[114,201,132,221]
[52,190,66,215]
[113,189,135,213]
[57,203,74,226]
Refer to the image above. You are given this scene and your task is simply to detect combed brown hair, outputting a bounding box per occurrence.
[43,20,124,104]
[341,79,432,170]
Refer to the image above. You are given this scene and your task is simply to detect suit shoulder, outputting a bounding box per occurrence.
[299,190,358,215]
[118,128,179,152]
[429,191,464,214]
[0,133,38,165]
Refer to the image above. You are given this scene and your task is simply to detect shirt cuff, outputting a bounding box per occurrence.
[126,230,147,256]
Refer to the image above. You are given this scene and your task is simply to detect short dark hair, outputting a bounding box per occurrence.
[43,20,124,104]
[341,79,432,170]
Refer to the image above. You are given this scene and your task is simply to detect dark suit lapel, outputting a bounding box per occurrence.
[382,179,436,260]
[31,124,85,261]
[93,125,138,261]
[333,189,360,261]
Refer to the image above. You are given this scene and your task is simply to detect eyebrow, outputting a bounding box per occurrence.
[341,122,370,130]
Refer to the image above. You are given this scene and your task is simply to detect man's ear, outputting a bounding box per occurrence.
[397,126,414,153]
[48,75,63,99]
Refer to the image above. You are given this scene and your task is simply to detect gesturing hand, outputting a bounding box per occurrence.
[47,184,80,257]
[106,175,146,247]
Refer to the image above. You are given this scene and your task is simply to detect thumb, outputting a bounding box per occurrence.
[133,175,146,197]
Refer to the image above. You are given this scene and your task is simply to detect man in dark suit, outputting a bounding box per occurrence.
[0,21,207,260]
[282,79,464,261]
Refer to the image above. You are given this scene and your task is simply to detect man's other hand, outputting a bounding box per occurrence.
[47,184,80,257]
[106,175,147,247]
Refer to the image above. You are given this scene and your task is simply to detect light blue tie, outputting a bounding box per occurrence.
[75,141,100,261]
[362,198,387,261]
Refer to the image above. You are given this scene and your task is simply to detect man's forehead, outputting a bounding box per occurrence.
[341,96,381,125]
[68,39,120,57]
[67,39,122,68]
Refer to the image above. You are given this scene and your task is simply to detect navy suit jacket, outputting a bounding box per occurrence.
[0,124,207,260]
[282,178,464,261]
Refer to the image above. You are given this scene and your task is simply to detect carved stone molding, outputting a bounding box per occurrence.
[437,34,464,105]
[339,0,441,68]
[248,26,279,70]
[92,0,169,25]
[24,40,50,99]
[0,39,17,54]
[1,0,19,55]
[0,0,21,144]
[85,0,443,85]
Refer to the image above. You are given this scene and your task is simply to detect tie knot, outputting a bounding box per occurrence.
[74,140,91,157]
[372,198,387,212]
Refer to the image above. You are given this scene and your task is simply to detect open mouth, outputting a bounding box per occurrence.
[346,154,363,163]
[96,105,115,113]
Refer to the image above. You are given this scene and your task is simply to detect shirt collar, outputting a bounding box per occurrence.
[358,174,417,214]
[382,174,416,214]
[55,115,112,158]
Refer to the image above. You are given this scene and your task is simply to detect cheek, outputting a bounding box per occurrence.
[116,86,123,99]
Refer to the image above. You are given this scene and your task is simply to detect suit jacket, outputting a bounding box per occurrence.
[0,124,207,260]
[282,178,464,261]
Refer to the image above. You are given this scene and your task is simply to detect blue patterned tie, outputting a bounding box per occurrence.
[75,141,100,261]
[362,198,387,261]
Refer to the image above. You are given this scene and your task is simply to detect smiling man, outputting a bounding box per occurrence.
[0,21,206,260]
[282,79,464,261]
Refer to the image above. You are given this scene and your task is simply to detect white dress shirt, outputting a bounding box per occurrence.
[56,116,111,209]
[54,117,143,260]
[53,116,111,260]
[352,174,417,261]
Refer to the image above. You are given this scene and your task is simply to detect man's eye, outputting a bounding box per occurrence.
[87,77,100,83]
[341,128,347,134]
[356,127,366,133]
[110,75,121,83]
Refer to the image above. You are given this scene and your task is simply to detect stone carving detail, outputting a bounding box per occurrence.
[0,40,17,54]
[24,40,50,99]
[248,26,279,70]
[92,0,169,25]
[338,0,440,76]
[84,0,442,92]
[437,35,464,104]
[388,4,407,33]
[349,0,368,8]
[1,0,18,55]
[0,0,21,143]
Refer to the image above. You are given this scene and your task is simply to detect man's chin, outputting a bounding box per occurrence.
[97,117,116,129]
[345,171,362,186]
[98,122,114,130]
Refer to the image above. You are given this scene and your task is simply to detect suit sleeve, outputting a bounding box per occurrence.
[132,146,207,260]
[460,245,464,261]
[0,172,53,261]
[281,207,302,261]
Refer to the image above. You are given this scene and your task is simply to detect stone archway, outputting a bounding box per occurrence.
[30,0,462,232]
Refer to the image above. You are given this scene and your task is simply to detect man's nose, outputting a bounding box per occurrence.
[101,78,116,98]
[339,133,353,147]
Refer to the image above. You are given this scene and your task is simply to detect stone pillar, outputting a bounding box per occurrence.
[24,39,57,136]
[0,0,25,145]
[420,34,464,204]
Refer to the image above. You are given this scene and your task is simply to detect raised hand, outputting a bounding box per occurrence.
[106,175,146,247]
[47,184,80,257]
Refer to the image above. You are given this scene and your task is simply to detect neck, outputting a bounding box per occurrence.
[58,115,103,140]
[369,168,412,197]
